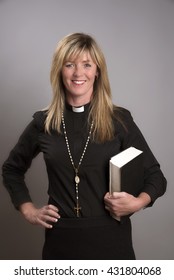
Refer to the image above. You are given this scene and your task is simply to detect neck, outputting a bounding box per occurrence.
[65,95,92,108]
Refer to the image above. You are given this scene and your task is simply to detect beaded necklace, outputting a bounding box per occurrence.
[61,112,93,217]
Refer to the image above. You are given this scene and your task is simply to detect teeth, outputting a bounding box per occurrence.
[73,80,85,85]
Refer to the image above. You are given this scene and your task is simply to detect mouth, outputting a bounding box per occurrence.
[72,80,86,85]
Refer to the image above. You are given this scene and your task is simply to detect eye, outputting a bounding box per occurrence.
[65,63,74,68]
[84,63,92,68]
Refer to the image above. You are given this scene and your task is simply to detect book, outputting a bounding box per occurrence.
[109,147,144,221]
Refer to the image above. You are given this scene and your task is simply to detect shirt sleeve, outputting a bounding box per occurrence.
[119,108,167,205]
[2,118,41,209]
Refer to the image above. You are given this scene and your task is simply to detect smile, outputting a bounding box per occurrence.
[72,80,86,85]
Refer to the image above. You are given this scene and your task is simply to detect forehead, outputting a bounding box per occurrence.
[65,51,95,63]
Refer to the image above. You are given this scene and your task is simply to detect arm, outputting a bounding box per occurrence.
[2,118,61,228]
[104,109,167,218]
[120,109,167,204]
[2,120,40,207]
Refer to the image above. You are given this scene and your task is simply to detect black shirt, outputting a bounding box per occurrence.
[2,104,167,217]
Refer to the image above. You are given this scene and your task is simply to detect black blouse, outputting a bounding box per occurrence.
[2,104,167,218]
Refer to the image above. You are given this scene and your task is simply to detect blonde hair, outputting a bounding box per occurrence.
[45,32,116,142]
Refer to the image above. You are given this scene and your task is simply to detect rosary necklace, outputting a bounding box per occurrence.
[61,113,94,217]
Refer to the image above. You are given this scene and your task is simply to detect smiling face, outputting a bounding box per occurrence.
[61,51,98,106]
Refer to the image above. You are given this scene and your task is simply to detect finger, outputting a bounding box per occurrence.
[104,192,111,198]
[104,192,122,202]
[43,214,59,223]
[45,208,60,219]
[104,199,112,207]
[42,205,60,218]
[37,218,54,229]
[104,194,112,203]
[37,213,59,228]
[47,204,59,212]
[111,192,127,198]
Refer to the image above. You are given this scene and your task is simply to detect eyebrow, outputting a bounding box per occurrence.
[65,59,92,63]
[82,60,92,63]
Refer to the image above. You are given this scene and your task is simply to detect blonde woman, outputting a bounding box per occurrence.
[2,33,166,259]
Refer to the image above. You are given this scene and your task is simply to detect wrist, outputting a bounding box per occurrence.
[19,202,36,217]
[135,192,151,211]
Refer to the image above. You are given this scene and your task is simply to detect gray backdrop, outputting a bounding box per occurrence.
[0,0,173,260]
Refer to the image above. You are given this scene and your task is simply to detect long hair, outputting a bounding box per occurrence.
[45,32,117,142]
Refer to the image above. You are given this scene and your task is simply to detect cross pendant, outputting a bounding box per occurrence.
[74,203,81,217]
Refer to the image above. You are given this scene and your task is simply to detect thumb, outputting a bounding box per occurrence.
[112,192,125,199]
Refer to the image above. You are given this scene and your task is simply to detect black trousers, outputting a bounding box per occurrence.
[42,216,135,260]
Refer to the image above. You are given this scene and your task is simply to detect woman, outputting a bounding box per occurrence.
[2,32,167,260]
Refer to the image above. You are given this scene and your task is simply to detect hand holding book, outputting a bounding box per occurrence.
[106,147,144,221]
[104,191,150,221]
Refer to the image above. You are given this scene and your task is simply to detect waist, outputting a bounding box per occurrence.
[52,216,126,229]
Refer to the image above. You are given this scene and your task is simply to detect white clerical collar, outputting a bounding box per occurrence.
[72,105,85,113]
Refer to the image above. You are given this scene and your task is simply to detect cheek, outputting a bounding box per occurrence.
[62,71,70,85]
[89,73,97,83]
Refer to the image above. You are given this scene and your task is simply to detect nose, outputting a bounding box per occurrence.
[73,65,83,77]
